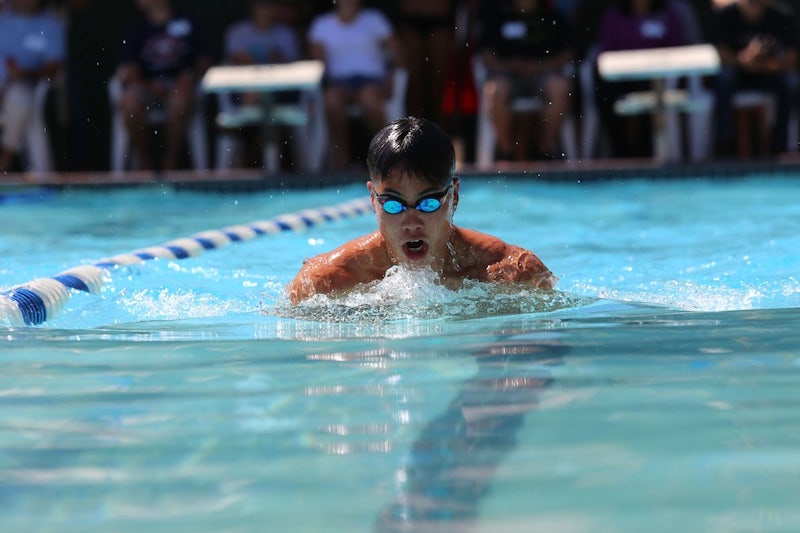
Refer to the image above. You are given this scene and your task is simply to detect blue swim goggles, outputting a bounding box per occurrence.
[375,183,452,215]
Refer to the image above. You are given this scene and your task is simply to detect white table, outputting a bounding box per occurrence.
[597,44,720,161]
[202,60,324,93]
[201,60,325,172]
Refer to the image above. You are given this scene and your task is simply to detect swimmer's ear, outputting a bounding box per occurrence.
[366,180,377,213]
[452,177,460,210]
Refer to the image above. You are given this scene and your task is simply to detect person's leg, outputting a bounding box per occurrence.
[119,85,154,170]
[712,65,738,156]
[754,72,795,154]
[540,72,572,157]
[484,76,513,158]
[323,84,352,170]
[424,26,455,125]
[0,82,35,172]
[163,75,195,171]
[400,26,426,119]
[356,82,387,136]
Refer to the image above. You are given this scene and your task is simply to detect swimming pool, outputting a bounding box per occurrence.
[2,175,799,532]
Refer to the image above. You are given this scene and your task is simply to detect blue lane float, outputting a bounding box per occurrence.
[0,197,373,326]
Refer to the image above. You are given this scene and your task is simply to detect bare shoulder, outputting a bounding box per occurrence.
[455,227,557,289]
[286,232,388,304]
[455,227,510,259]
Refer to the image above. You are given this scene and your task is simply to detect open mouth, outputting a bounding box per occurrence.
[402,240,428,260]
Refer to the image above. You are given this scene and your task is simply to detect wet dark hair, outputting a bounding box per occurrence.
[366,116,455,188]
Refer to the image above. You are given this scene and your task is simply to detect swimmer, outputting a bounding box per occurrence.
[286,116,557,304]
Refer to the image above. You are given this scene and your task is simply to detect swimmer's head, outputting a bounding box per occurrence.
[367,116,455,189]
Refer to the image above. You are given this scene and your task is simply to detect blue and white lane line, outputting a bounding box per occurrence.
[0,197,373,326]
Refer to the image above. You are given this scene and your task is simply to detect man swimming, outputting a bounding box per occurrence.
[286,116,556,304]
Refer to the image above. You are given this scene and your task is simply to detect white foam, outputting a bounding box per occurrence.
[280,266,594,323]
[119,288,253,321]
[567,278,771,313]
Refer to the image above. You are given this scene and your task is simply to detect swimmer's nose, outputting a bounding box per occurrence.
[401,210,424,230]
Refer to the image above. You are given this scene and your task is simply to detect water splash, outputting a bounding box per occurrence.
[276,266,595,323]
[565,278,797,313]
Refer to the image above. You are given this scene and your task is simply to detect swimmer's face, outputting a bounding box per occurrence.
[368,171,459,269]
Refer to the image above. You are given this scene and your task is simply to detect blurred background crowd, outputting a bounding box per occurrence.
[2,0,800,175]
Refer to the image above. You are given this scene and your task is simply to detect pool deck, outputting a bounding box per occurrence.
[2,154,800,193]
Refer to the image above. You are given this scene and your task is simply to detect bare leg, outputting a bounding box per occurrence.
[120,87,154,171]
[0,83,34,172]
[324,85,351,171]
[356,84,387,137]
[735,108,752,159]
[425,27,454,126]
[484,78,514,158]
[0,149,14,173]
[540,73,571,157]
[400,27,426,119]
[163,76,194,171]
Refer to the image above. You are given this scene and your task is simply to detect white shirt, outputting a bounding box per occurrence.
[308,9,393,79]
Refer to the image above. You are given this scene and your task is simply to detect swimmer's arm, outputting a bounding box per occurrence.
[485,246,558,290]
[286,259,358,305]
[287,233,387,304]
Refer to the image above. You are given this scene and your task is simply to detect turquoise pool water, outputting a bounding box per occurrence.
[1,175,799,532]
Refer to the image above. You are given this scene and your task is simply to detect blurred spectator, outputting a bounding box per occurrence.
[397,0,460,126]
[478,0,575,160]
[595,0,687,158]
[116,0,211,171]
[218,0,302,168]
[308,0,401,171]
[710,0,799,157]
[0,0,64,173]
[226,0,300,69]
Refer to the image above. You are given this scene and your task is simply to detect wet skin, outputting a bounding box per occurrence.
[286,171,556,304]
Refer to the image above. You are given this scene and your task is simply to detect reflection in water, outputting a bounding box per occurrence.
[373,332,570,532]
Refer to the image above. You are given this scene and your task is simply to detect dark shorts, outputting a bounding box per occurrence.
[229,89,301,105]
[324,74,386,93]
[486,70,555,99]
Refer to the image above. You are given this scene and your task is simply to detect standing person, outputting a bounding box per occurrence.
[307,0,401,171]
[116,0,211,172]
[0,0,64,173]
[286,116,556,304]
[478,0,575,161]
[711,0,799,157]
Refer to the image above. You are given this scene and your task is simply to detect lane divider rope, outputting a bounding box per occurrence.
[1,196,373,326]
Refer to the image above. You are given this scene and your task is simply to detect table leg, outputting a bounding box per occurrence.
[651,78,670,162]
